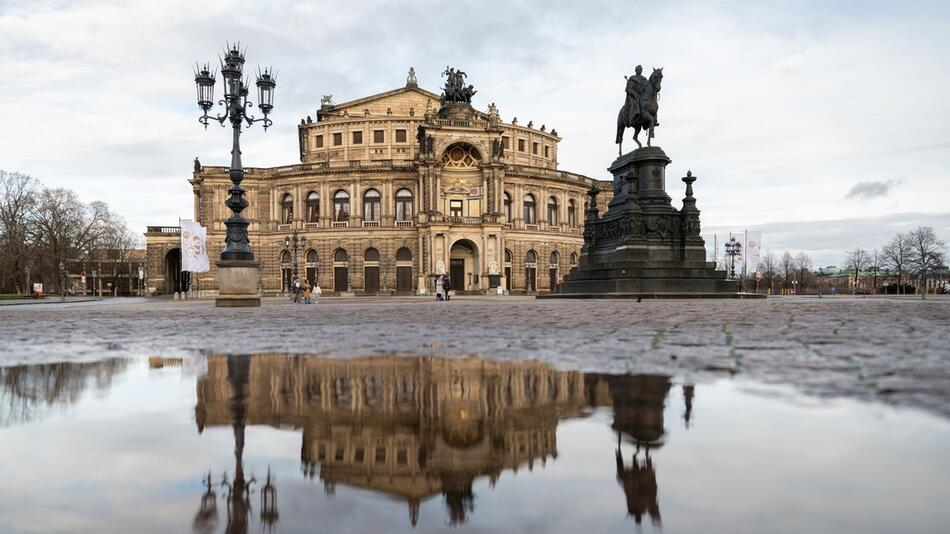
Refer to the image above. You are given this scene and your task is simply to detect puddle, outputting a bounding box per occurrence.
[1,354,948,533]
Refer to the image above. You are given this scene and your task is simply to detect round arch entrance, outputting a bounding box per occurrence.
[164,248,190,294]
[449,239,480,293]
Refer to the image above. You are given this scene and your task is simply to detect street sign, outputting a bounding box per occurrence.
[80,270,86,277]
[138,266,144,280]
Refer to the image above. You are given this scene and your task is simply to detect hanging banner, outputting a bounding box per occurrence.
[180,219,210,273]
[745,231,762,274]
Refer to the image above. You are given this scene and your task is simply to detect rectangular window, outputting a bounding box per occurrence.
[373,129,384,143]
[450,200,463,217]
[352,131,363,144]
[544,145,550,158]
[502,136,510,149]
[333,132,342,146]
[395,129,407,143]
[315,135,324,148]
[375,447,386,464]
[355,448,365,463]
[532,142,539,155]
[518,139,526,152]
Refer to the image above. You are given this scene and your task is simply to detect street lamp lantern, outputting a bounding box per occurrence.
[256,67,276,123]
[220,45,245,101]
[194,63,216,116]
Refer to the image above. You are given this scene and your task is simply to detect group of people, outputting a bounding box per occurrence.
[435,274,452,301]
[290,278,321,304]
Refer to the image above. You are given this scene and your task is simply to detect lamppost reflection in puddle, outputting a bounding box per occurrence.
[194,355,277,534]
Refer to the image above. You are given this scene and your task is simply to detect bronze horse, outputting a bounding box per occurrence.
[616,68,663,154]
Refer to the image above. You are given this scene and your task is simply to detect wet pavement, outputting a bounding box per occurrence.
[1,296,949,416]
[1,298,949,533]
[1,353,949,534]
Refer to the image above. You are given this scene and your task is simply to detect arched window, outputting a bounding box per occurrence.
[568,199,576,227]
[525,250,537,265]
[504,249,512,264]
[281,193,293,224]
[364,248,380,262]
[363,189,381,222]
[570,252,578,265]
[306,191,320,222]
[306,249,318,263]
[305,249,318,287]
[396,247,413,261]
[334,248,348,263]
[503,192,512,222]
[395,188,413,221]
[523,194,536,224]
[280,250,291,264]
[550,251,559,266]
[333,190,350,221]
[547,197,558,225]
[442,142,481,168]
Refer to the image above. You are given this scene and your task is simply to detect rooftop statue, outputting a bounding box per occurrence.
[616,65,663,153]
[440,66,476,105]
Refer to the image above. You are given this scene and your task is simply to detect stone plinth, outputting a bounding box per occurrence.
[551,146,761,299]
[215,259,261,307]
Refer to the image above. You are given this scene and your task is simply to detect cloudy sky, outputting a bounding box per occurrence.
[1,0,948,266]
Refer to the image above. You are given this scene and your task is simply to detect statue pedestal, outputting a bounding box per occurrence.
[549,146,762,299]
[215,259,261,307]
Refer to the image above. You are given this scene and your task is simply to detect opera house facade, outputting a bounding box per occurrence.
[145,69,612,295]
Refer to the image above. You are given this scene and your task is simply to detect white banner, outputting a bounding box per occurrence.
[180,220,210,273]
[745,231,762,274]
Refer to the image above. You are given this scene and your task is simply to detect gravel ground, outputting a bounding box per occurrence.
[2,295,949,417]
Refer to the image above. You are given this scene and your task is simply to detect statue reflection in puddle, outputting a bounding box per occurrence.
[191,354,692,528]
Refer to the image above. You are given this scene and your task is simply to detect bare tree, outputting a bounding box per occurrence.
[98,211,141,295]
[906,226,946,300]
[758,251,778,294]
[779,251,794,294]
[28,188,109,293]
[882,232,912,294]
[794,252,812,294]
[845,248,870,295]
[0,171,40,293]
[867,248,885,293]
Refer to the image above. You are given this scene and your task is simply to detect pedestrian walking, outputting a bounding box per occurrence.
[291,277,302,304]
[443,276,452,301]
[435,275,444,301]
[303,281,312,304]
[313,282,322,303]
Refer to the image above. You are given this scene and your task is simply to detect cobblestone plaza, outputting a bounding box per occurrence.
[3,296,948,417]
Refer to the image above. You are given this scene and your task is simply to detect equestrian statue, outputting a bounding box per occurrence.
[616,65,663,154]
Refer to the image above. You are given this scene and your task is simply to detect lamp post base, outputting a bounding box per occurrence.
[215,259,261,308]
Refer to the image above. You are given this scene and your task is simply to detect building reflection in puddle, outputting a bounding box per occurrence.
[193,353,687,529]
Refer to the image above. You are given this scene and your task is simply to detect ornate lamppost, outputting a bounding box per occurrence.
[283,217,307,287]
[194,43,276,308]
[724,236,741,280]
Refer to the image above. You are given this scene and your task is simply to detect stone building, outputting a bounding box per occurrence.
[146,69,611,295]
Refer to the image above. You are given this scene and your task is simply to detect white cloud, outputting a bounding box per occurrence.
[1,0,948,262]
